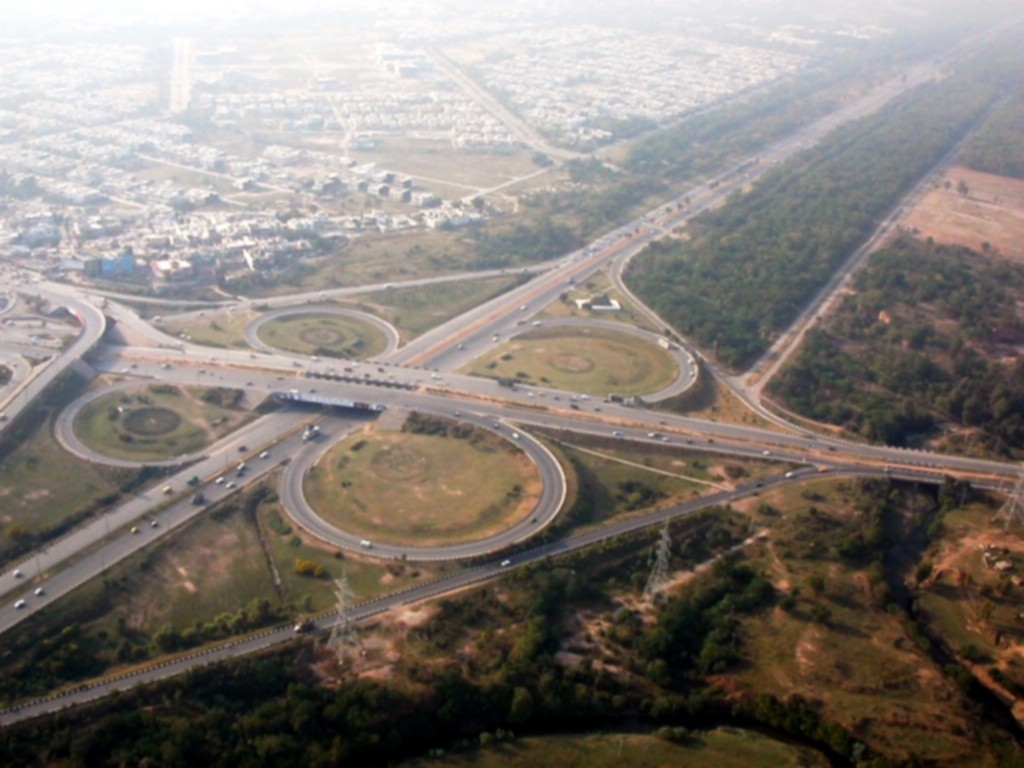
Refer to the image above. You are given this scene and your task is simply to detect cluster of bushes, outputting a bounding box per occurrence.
[200,387,243,409]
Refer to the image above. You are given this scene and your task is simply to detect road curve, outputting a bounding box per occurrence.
[0,289,106,422]
[503,317,697,402]
[278,410,566,561]
[243,305,400,361]
[53,379,213,469]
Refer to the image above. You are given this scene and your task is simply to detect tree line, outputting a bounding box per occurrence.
[769,236,1024,452]
[626,70,1000,370]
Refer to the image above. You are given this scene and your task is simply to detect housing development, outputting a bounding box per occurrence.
[1,1,1024,765]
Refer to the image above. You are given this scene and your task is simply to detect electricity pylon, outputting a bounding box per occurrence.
[643,523,672,602]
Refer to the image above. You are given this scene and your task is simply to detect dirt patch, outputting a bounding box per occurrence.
[122,406,182,436]
[299,327,345,346]
[902,166,1024,261]
[547,353,595,373]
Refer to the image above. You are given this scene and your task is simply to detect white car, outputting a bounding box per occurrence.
[762,450,771,456]
[501,559,512,567]
[34,587,44,596]
[13,568,22,579]
[260,451,270,459]
[215,476,226,484]
[14,599,26,609]
[360,539,372,548]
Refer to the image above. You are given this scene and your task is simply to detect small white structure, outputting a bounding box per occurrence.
[575,293,621,312]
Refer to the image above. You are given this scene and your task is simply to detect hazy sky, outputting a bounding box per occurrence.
[0,0,333,21]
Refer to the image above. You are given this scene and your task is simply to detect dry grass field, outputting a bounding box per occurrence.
[902,166,1024,261]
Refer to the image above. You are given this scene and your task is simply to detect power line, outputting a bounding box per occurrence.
[995,465,1024,530]
[643,523,672,602]
[327,571,358,662]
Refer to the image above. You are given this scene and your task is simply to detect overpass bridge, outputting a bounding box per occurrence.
[273,390,387,412]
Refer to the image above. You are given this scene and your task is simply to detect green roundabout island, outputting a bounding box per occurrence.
[255,311,388,359]
[302,415,542,548]
[72,384,253,462]
[465,325,680,396]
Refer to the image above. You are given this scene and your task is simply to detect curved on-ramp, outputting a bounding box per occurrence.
[56,379,224,469]
[279,411,566,561]
[503,317,697,402]
[243,306,400,361]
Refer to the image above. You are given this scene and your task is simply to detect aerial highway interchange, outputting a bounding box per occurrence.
[0,46,1021,728]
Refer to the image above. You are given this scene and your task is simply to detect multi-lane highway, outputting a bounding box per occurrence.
[2,29,1023,727]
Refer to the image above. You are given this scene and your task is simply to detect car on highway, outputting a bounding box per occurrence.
[130,526,139,534]
[162,485,173,495]
[215,476,226,484]
[14,599,26,609]
[501,559,512,567]
[33,587,44,596]
[260,451,270,459]
[612,430,623,437]
[226,481,236,489]
[13,568,23,579]
[360,539,372,548]
[762,450,771,456]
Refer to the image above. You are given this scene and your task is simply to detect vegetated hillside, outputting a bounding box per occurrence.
[627,69,999,370]
[768,236,1024,452]
[959,97,1024,180]
[3,479,1022,767]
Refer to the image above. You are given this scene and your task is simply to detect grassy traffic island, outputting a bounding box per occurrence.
[303,413,542,548]
[256,311,387,359]
[463,326,679,397]
[73,384,254,462]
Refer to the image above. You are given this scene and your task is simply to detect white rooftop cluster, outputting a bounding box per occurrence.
[474,25,806,146]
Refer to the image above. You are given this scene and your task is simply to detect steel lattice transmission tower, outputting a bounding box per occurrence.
[327,572,358,661]
[643,523,672,602]
[996,465,1024,530]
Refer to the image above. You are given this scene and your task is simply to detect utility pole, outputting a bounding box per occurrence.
[643,523,672,602]
[328,570,358,662]
[996,465,1024,530]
